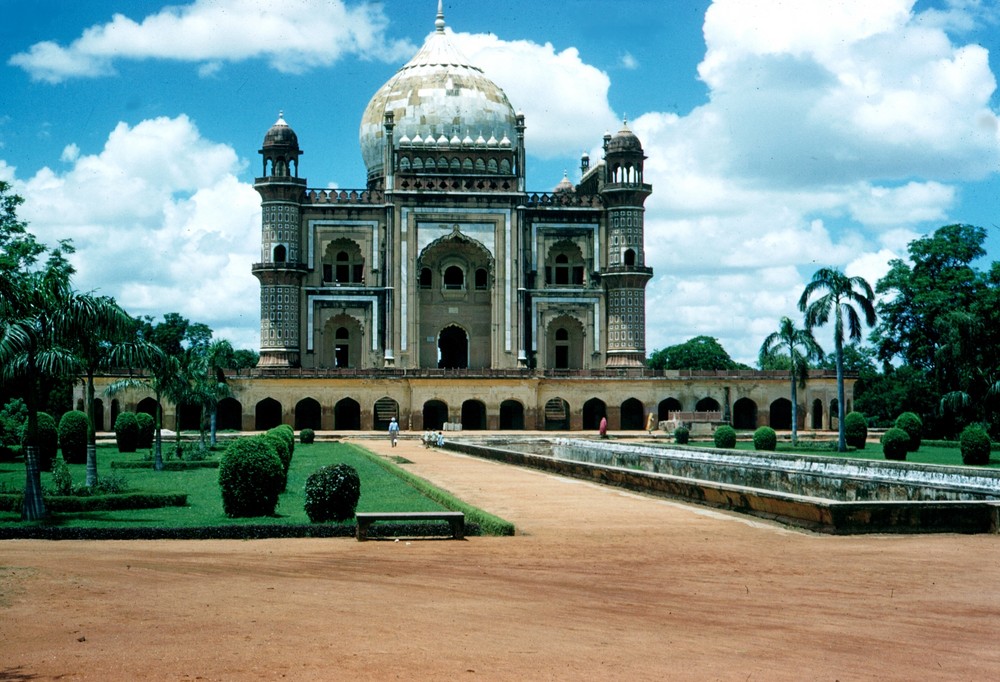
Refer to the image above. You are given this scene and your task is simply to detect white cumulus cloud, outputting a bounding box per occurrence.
[8,0,414,83]
[12,116,262,349]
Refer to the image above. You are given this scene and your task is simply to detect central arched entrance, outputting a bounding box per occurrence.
[438,325,468,369]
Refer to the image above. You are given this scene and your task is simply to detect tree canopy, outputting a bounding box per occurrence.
[647,336,748,371]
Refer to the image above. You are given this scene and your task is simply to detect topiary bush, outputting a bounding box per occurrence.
[135,412,155,449]
[674,426,689,445]
[713,425,737,449]
[300,428,315,444]
[894,412,923,452]
[304,463,361,523]
[276,424,295,456]
[843,411,868,450]
[263,432,291,491]
[114,412,139,453]
[218,436,284,517]
[881,427,910,461]
[0,399,27,458]
[959,424,991,466]
[58,410,89,464]
[753,426,777,451]
[22,412,58,471]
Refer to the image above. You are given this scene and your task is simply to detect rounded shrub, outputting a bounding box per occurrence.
[135,412,155,449]
[753,426,777,451]
[713,425,737,449]
[218,436,284,517]
[263,432,291,491]
[268,424,294,458]
[959,424,991,466]
[894,412,923,452]
[674,426,690,445]
[881,427,910,461]
[299,428,315,444]
[58,410,89,464]
[843,411,868,450]
[22,412,58,471]
[304,463,361,523]
[114,412,139,453]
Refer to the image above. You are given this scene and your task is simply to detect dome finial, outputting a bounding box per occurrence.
[435,0,445,33]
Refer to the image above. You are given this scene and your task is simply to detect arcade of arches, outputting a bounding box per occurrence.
[82,373,853,433]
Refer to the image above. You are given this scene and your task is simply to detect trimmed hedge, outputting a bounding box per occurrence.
[843,411,868,450]
[58,410,89,464]
[960,424,991,466]
[218,436,284,517]
[0,521,482,541]
[300,428,315,444]
[894,412,923,452]
[713,425,737,449]
[111,460,219,470]
[114,412,139,453]
[674,426,690,445]
[881,428,910,461]
[264,432,291,491]
[0,492,187,513]
[135,412,155,449]
[752,426,777,451]
[304,463,361,523]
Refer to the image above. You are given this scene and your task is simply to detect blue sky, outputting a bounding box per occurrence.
[2,0,998,364]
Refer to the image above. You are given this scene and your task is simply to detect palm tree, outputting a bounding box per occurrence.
[105,346,183,471]
[0,249,78,519]
[798,267,876,451]
[204,339,234,447]
[759,316,824,444]
[65,294,156,487]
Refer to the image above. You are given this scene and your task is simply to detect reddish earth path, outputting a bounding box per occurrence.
[2,434,999,681]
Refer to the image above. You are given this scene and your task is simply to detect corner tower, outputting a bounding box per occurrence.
[600,121,653,367]
[253,112,308,367]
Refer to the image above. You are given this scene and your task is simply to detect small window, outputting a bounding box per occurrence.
[624,249,636,266]
[556,328,569,341]
[443,265,464,290]
[419,267,432,289]
[273,244,287,263]
[555,254,569,285]
[475,268,488,290]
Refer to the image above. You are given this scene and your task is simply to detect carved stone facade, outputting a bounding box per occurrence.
[252,7,651,373]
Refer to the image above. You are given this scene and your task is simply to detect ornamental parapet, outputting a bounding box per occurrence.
[305,188,384,204]
[524,192,603,208]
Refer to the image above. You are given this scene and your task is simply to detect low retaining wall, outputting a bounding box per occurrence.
[444,439,1000,534]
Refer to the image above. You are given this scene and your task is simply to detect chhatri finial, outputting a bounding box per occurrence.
[435,0,445,33]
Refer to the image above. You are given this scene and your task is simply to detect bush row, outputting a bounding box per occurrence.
[0,522,483,541]
[0,492,187,513]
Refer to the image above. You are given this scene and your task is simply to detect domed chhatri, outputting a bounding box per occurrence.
[263,111,299,150]
[358,2,517,180]
[606,118,643,155]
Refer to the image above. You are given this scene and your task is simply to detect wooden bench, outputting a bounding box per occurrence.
[355,511,465,541]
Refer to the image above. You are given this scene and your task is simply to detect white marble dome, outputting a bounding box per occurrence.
[359,8,517,180]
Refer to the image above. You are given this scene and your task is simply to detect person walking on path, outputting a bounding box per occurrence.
[388,417,400,447]
[599,416,608,438]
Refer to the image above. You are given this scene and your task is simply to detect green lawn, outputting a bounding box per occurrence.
[0,441,452,528]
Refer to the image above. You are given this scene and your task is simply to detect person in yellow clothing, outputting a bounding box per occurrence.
[646,412,656,435]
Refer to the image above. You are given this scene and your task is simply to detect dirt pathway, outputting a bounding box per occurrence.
[1,435,998,680]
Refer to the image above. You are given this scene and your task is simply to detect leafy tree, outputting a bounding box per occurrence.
[873,224,1000,436]
[647,336,747,371]
[799,267,876,452]
[759,316,824,444]
[231,349,260,374]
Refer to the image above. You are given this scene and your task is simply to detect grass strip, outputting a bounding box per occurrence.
[356,445,516,536]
